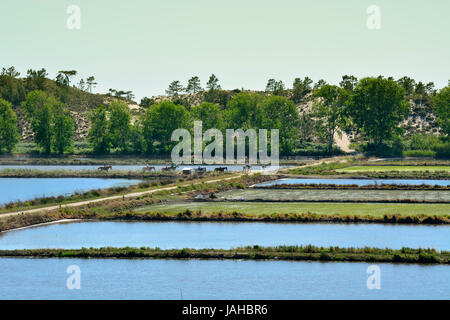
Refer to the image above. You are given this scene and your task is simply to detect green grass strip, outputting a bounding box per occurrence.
[338,166,450,172]
[0,246,448,264]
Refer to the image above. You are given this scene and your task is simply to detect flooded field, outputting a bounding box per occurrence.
[0,178,142,205]
[1,221,448,250]
[1,258,448,299]
[255,178,450,187]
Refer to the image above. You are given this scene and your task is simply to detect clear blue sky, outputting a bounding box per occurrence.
[1,0,448,101]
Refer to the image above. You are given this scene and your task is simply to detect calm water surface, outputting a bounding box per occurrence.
[256,178,450,187]
[0,178,141,205]
[0,221,448,250]
[0,258,448,299]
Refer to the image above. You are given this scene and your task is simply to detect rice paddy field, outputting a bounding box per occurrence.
[134,201,450,217]
[131,161,450,217]
[215,189,450,202]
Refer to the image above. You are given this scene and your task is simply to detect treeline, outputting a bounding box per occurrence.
[0,66,449,156]
[88,96,300,155]
[0,66,110,154]
[0,66,104,107]
[92,74,450,157]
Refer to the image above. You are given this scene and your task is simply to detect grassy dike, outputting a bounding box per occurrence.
[255,184,450,190]
[286,161,450,179]
[337,165,450,173]
[0,246,448,265]
[1,210,449,233]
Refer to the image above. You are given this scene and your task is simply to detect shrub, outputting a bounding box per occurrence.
[319,252,331,261]
[402,150,436,157]
[177,248,190,258]
[407,134,440,151]
[418,253,440,263]
[435,141,450,159]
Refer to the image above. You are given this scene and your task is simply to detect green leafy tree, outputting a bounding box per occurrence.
[109,100,131,152]
[166,81,184,96]
[55,73,65,86]
[425,82,435,95]
[25,68,48,91]
[206,74,221,91]
[433,86,450,135]
[23,91,75,154]
[292,77,313,103]
[186,76,203,94]
[39,100,56,153]
[298,114,316,144]
[78,79,86,91]
[124,90,135,100]
[22,90,47,115]
[407,134,440,151]
[140,97,155,108]
[313,85,348,153]
[191,102,224,130]
[107,88,131,100]
[273,81,285,96]
[56,70,77,86]
[347,77,410,148]
[314,79,327,90]
[262,96,299,154]
[266,79,276,92]
[130,122,144,154]
[339,75,358,92]
[0,71,25,105]
[397,76,416,97]
[22,91,53,154]
[414,81,426,105]
[86,76,97,93]
[142,100,190,153]
[226,92,264,130]
[0,98,19,153]
[52,103,74,154]
[1,66,20,78]
[265,79,285,96]
[88,106,111,154]
[205,91,232,109]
